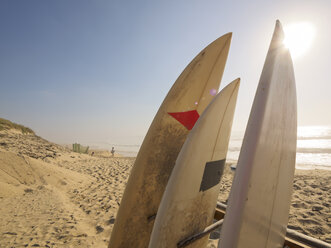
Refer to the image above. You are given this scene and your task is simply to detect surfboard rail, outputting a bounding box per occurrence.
[176,202,330,248]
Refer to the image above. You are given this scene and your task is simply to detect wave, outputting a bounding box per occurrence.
[228,147,331,154]
[297,136,331,140]
[295,163,331,171]
[296,148,331,153]
[227,147,240,152]
[108,144,141,147]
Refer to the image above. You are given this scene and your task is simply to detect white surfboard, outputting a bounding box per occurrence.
[218,20,297,248]
[148,79,240,248]
[109,33,232,248]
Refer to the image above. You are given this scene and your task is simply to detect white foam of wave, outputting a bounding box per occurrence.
[226,126,331,170]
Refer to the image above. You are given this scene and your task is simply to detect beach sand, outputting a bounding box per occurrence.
[0,129,330,247]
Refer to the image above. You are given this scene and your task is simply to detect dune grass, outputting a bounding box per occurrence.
[0,118,35,134]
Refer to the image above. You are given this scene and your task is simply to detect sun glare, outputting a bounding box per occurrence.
[283,22,315,58]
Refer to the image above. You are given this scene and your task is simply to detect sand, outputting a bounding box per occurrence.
[0,129,330,247]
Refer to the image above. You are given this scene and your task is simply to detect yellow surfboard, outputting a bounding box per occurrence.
[149,79,240,248]
[219,21,297,248]
[109,33,232,248]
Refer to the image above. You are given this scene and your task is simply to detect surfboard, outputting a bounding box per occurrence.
[218,20,297,248]
[109,33,233,248]
[148,79,240,248]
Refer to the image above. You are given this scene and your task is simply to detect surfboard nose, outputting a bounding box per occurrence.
[269,20,286,51]
[223,32,232,42]
[221,78,240,95]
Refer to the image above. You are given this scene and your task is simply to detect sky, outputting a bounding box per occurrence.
[0,0,330,149]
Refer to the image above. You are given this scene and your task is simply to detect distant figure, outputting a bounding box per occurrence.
[111,147,115,157]
[91,151,94,156]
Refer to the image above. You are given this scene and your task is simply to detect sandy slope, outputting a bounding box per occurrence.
[0,129,330,247]
[0,129,132,247]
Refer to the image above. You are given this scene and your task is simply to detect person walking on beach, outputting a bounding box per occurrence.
[111,147,115,157]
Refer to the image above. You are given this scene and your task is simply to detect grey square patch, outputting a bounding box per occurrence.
[199,159,225,192]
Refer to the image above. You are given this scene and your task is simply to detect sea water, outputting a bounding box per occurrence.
[107,126,331,170]
[227,126,331,170]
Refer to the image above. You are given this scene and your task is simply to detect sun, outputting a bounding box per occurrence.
[283,22,315,58]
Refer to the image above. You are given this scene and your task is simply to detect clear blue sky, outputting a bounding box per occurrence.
[1,0,330,148]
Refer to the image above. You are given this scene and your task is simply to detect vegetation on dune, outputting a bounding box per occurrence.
[0,118,35,134]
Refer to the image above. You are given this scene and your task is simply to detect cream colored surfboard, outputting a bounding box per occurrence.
[218,21,297,248]
[109,33,232,248]
[148,79,240,248]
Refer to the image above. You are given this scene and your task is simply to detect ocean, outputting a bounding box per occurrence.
[105,126,331,171]
[227,126,331,170]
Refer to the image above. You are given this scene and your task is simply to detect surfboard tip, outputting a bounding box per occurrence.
[225,32,232,38]
[218,32,232,44]
[268,20,285,51]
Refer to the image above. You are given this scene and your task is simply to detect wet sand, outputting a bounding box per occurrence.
[0,129,330,247]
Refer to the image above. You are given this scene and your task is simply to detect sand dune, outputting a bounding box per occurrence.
[0,128,330,247]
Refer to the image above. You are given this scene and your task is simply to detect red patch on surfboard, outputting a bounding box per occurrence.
[168,110,200,130]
